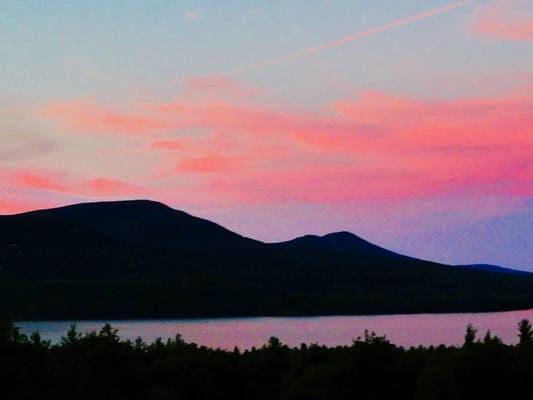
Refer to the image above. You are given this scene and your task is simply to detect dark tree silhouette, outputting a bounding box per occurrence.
[1,321,533,399]
[0,319,15,343]
[483,330,502,345]
[518,319,533,344]
[464,323,477,346]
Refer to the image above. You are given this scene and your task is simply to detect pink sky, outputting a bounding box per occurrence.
[1,0,532,269]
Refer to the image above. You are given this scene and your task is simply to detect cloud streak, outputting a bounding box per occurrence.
[40,100,171,136]
[471,0,533,42]
[1,168,145,198]
[25,75,533,214]
[224,0,471,75]
[185,8,204,21]
[162,1,471,87]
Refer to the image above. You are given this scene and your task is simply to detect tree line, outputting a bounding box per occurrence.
[1,319,532,399]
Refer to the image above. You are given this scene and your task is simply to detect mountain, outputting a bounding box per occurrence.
[16,200,259,250]
[1,200,532,320]
[272,231,413,260]
[457,264,532,276]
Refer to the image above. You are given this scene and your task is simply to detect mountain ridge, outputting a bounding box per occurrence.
[1,199,532,320]
[6,200,527,273]
[8,199,260,250]
[456,264,532,276]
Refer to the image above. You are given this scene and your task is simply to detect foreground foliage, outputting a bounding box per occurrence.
[1,320,532,400]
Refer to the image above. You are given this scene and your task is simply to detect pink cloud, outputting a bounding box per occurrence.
[0,198,56,215]
[151,140,186,151]
[10,171,69,192]
[151,98,375,150]
[32,84,532,208]
[471,0,533,41]
[327,92,532,198]
[40,100,171,135]
[40,77,266,136]
[333,92,532,148]
[173,91,531,204]
[2,168,144,197]
[176,153,241,173]
[183,75,263,98]
[202,148,531,204]
[80,178,143,196]
[184,8,204,21]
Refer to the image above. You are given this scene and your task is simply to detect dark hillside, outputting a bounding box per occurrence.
[457,264,532,276]
[1,200,532,320]
[17,200,259,250]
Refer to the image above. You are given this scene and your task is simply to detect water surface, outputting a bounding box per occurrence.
[17,309,533,349]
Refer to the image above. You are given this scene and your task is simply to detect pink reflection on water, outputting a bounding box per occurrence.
[18,309,533,349]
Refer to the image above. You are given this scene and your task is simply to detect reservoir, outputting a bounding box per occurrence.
[17,308,533,349]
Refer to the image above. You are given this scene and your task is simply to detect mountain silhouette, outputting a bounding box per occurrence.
[273,231,408,258]
[18,199,259,250]
[457,264,532,276]
[1,200,532,320]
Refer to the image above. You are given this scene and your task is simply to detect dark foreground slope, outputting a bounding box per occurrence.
[0,200,532,320]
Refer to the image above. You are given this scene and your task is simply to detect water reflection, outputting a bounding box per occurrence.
[17,308,533,349]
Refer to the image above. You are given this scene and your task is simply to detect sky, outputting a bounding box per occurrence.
[1,0,532,270]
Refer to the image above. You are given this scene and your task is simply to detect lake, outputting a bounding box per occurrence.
[17,308,533,349]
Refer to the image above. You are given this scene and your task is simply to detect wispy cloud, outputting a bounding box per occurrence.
[27,73,533,212]
[162,1,471,87]
[40,99,171,136]
[183,75,263,97]
[245,8,264,18]
[159,90,532,202]
[177,153,241,173]
[471,0,533,42]
[0,131,55,161]
[226,0,471,74]
[0,109,56,161]
[1,168,145,197]
[185,8,204,21]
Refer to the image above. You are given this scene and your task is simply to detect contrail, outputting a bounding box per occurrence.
[162,0,470,86]
[228,0,471,74]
